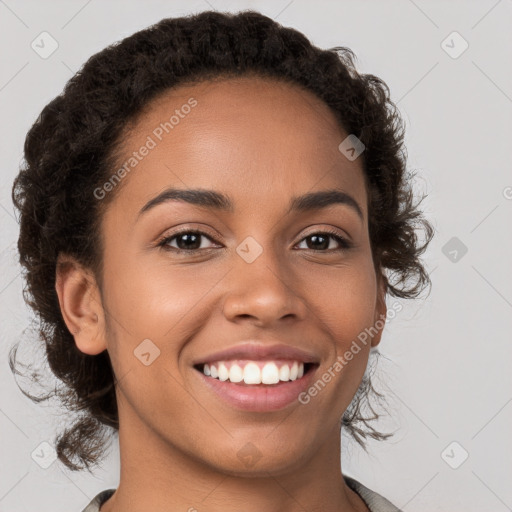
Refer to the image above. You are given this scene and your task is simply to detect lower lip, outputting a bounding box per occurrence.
[195,365,318,412]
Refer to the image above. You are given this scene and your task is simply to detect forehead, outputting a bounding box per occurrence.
[107,75,367,219]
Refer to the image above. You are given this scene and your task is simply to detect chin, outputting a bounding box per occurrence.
[198,445,310,478]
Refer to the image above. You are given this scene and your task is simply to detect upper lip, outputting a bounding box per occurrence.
[192,342,320,366]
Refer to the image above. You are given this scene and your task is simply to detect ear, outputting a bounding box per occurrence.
[55,253,107,355]
[370,273,388,348]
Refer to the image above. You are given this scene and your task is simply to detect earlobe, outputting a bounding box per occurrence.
[371,275,388,348]
[55,254,107,355]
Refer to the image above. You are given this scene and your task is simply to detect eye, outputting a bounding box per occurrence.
[157,227,352,255]
[295,229,352,251]
[157,230,220,254]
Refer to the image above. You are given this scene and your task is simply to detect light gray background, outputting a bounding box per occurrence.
[1,1,511,511]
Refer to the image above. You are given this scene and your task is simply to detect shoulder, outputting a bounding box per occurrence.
[344,475,403,512]
[80,489,116,512]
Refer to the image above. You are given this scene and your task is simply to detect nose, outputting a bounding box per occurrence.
[221,244,308,327]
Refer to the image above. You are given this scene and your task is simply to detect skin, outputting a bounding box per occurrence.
[56,76,387,512]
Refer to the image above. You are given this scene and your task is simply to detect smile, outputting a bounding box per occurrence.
[198,359,312,384]
[193,359,319,412]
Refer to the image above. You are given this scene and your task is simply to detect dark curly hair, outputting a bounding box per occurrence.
[10,9,434,473]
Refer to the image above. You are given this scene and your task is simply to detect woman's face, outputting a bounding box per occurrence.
[70,76,387,475]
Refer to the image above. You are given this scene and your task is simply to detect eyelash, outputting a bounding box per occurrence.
[156,227,352,255]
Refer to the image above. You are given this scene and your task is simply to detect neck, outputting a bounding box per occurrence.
[99,398,368,512]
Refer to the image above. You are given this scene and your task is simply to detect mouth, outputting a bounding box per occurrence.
[192,359,320,412]
[193,360,318,385]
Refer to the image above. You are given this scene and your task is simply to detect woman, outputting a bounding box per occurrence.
[11,10,433,512]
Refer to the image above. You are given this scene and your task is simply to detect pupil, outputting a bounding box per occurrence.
[177,233,200,250]
[308,234,328,250]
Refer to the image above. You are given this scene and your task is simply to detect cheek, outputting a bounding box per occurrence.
[100,250,230,387]
[100,255,203,423]
[302,261,378,403]
[307,258,378,345]
[102,244,225,335]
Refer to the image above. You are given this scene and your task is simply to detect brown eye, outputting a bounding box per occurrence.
[158,230,219,253]
[296,231,352,251]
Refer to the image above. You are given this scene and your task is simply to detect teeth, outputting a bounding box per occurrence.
[261,362,279,384]
[243,362,261,384]
[279,364,290,381]
[218,362,229,381]
[228,364,244,383]
[290,361,298,380]
[201,360,306,384]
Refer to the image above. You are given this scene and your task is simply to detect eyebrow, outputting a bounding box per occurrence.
[137,187,364,221]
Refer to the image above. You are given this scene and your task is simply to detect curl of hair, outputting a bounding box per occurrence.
[10,10,434,472]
